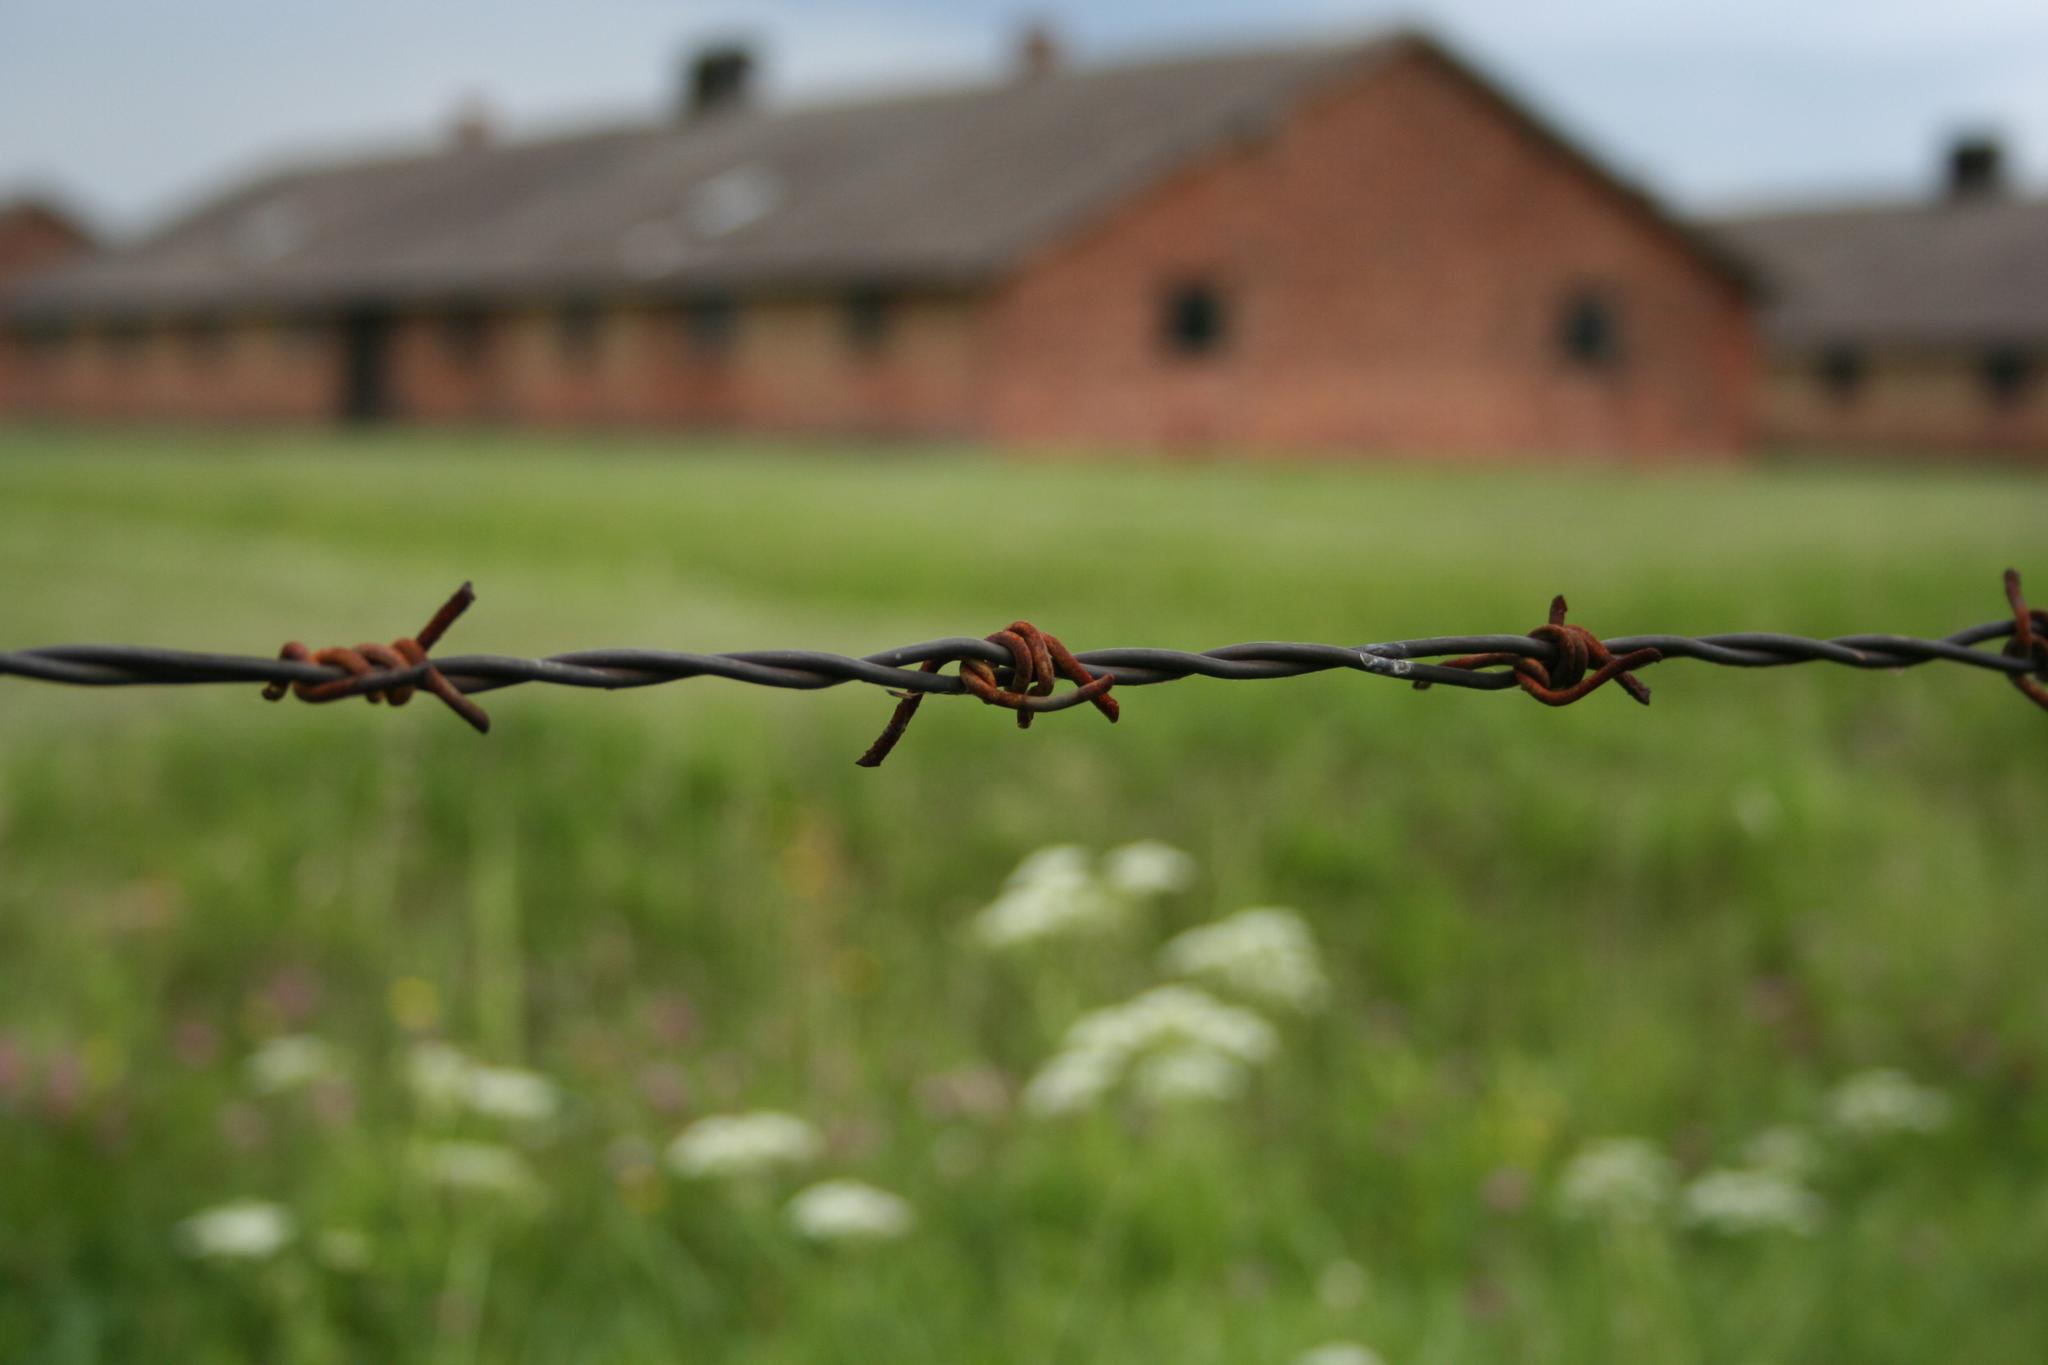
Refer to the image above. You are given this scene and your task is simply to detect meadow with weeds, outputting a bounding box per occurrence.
[0,428,2044,1364]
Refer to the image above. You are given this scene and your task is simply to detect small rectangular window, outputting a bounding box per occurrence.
[1817,343,1867,404]
[844,286,893,354]
[1983,346,2036,409]
[1162,281,1228,357]
[1558,288,1623,370]
[104,319,150,362]
[556,300,602,367]
[681,293,739,358]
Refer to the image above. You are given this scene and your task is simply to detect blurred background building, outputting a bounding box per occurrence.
[1,17,2043,457]
[1718,136,2048,455]
[0,29,1754,455]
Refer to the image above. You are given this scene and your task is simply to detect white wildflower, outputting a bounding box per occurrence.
[1681,1168,1824,1235]
[1068,985,1278,1065]
[405,1042,561,1124]
[1295,1344,1386,1365]
[419,1140,541,1198]
[1827,1069,1951,1137]
[314,1228,372,1272]
[1020,1045,1124,1117]
[245,1035,341,1094]
[1023,986,1279,1116]
[666,1111,821,1179]
[406,1041,476,1111]
[1555,1137,1675,1224]
[1159,907,1329,1011]
[1102,840,1196,896]
[463,1066,561,1124]
[1006,844,1092,888]
[973,852,1122,950]
[1743,1125,1823,1177]
[1131,1046,1249,1105]
[177,1200,294,1260]
[785,1179,914,1243]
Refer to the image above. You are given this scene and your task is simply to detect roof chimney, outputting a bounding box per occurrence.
[1946,134,2006,201]
[1015,21,1061,81]
[448,93,494,153]
[683,44,755,121]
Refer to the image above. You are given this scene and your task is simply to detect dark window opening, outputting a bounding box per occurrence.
[1817,343,1868,403]
[1558,289,1623,369]
[1982,346,2037,409]
[104,320,150,362]
[556,300,602,367]
[339,309,396,422]
[186,317,231,363]
[441,309,491,367]
[844,286,894,354]
[10,319,72,354]
[1162,281,1228,357]
[681,293,740,357]
[280,315,327,352]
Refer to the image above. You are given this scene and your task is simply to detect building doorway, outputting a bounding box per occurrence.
[338,309,395,421]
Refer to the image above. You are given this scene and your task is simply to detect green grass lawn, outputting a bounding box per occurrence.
[1,426,2044,1365]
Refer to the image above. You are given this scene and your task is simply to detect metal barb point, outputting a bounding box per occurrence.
[856,619,1115,767]
[260,582,490,734]
[1414,594,1663,707]
[2002,568,2048,713]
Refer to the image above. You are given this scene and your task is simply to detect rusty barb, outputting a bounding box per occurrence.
[6,570,2044,759]
[2006,568,2048,713]
[1415,595,1664,707]
[857,620,1118,767]
[261,582,491,734]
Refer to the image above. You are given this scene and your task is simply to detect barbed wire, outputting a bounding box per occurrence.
[3,570,2043,765]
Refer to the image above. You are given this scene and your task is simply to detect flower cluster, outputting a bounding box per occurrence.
[666,1110,821,1179]
[666,1109,914,1245]
[245,1035,342,1094]
[971,841,1195,950]
[405,1041,561,1124]
[981,842,1329,1120]
[784,1179,915,1243]
[1553,1068,1951,1239]
[1159,907,1329,1011]
[1554,1137,1675,1224]
[1680,1168,1824,1235]
[1826,1068,1952,1138]
[1025,984,1279,1116]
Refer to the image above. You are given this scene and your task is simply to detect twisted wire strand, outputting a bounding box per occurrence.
[4,617,2037,698]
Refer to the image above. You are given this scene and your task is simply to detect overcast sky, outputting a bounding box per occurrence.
[4,0,2045,236]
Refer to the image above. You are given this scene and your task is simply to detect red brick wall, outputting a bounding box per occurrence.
[982,47,1754,456]
[1759,348,2048,456]
[0,318,336,422]
[0,207,90,289]
[0,49,1752,456]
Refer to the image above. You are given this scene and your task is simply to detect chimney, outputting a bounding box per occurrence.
[1946,134,2006,201]
[448,93,494,153]
[683,44,755,121]
[1015,21,1061,81]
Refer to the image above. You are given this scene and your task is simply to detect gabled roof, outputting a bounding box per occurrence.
[1716,195,2048,348]
[7,29,1734,319]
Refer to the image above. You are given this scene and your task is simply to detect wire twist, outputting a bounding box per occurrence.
[1414,595,1663,706]
[5,570,2044,765]
[858,621,1117,767]
[260,583,490,733]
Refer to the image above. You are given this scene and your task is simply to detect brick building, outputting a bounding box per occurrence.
[0,29,1753,455]
[1719,139,2048,455]
[0,199,93,293]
